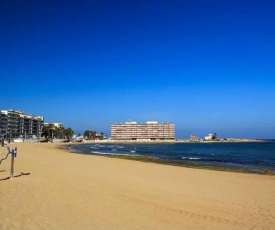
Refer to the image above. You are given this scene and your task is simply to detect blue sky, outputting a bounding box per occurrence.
[1,0,274,139]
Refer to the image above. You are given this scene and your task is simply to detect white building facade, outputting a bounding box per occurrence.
[0,110,44,138]
[111,121,175,140]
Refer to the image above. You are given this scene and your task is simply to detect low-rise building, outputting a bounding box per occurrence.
[204,133,218,141]
[44,123,64,129]
[190,135,199,142]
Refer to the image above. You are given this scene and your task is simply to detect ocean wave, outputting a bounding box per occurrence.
[182,157,201,160]
[91,151,112,155]
[90,147,99,149]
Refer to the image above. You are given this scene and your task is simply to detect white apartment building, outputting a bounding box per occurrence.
[111,121,175,140]
[0,110,44,138]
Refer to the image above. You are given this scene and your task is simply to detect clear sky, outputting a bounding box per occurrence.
[1,0,274,139]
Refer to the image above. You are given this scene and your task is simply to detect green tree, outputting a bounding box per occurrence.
[55,127,65,139]
[91,131,96,139]
[42,124,74,140]
[212,133,218,140]
[83,130,97,139]
[64,128,74,140]
[42,124,55,139]
[83,130,91,139]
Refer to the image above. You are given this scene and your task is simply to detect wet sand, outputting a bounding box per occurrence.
[0,142,274,229]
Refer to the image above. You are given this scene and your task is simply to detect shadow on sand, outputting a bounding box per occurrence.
[0,172,31,181]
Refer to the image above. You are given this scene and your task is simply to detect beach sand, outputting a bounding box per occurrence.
[0,143,274,230]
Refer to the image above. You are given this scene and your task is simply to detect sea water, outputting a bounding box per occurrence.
[70,141,275,173]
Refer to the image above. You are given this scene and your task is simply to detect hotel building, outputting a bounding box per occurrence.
[44,122,64,129]
[0,110,44,138]
[111,121,175,140]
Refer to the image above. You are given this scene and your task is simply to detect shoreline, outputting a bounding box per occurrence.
[70,138,270,145]
[62,143,275,176]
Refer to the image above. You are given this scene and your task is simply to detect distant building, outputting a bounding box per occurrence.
[111,121,175,140]
[204,134,213,141]
[0,109,44,138]
[190,135,199,142]
[44,123,64,129]
[95,133,104,140]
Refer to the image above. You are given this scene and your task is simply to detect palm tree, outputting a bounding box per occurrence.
[64,128,74,140]
[83,130,91,139]
[55,127,65,139]
[42,124,55,139]
[91,131,96,140]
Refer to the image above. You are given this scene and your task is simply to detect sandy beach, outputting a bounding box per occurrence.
[0,143,274,230]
